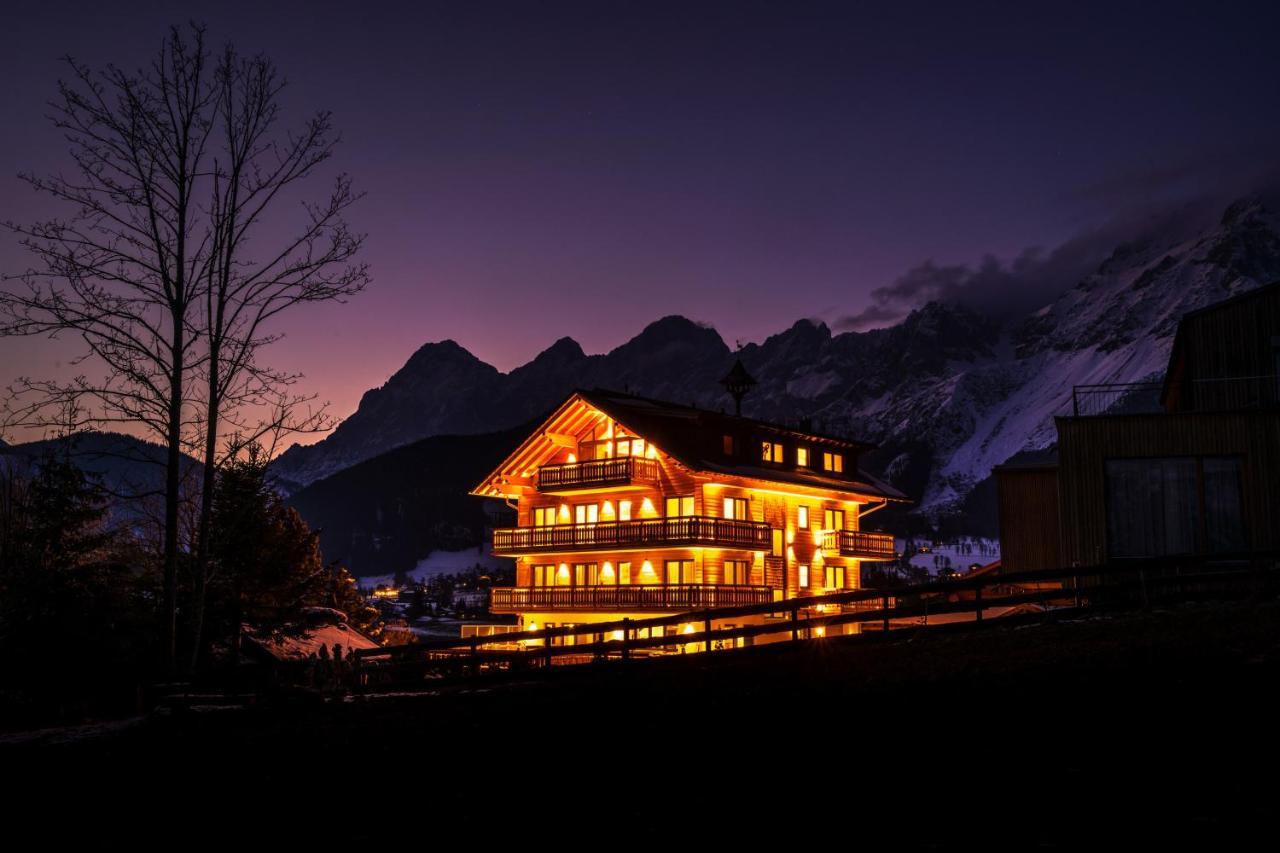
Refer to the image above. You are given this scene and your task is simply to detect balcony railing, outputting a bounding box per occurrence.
[822,530,897,561]
[490,584,774,612]
[1071,376,1280,416]
[492,516,773,555]
[535,456,661,492]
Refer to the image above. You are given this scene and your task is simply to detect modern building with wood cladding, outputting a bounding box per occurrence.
[997,281,1280,571]
[471,378,907,643]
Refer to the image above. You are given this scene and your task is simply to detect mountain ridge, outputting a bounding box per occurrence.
[273,196,1280,517]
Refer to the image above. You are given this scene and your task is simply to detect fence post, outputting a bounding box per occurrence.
[974,585,983,623]
[882,594,890,632]
[470,637,479,677]
[544,627,553,669]
[790,606,799,642]
[621,618,631,661]
[704,616,712,653]
[1074,570,1082,609]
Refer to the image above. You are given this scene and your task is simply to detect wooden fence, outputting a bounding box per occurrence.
[352,552,1279,691]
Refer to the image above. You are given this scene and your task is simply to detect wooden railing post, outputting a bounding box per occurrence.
[543,628,553,668]
[790,606,799,642]
[621,618,631,661]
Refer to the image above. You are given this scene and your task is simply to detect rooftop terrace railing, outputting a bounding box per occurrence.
[1071,375,1280,417]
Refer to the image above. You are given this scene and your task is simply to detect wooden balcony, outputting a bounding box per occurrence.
[490,584,774,613]
[492,516,773,555]
[822,530,896,561]
[536,457,661,492]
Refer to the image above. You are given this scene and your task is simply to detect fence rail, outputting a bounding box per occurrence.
[354,552,1279,689]
[492,515,773,554]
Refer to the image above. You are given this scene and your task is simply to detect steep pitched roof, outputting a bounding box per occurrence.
[473,388,908,502]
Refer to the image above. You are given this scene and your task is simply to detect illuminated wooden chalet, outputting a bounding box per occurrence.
[471,387,908,643]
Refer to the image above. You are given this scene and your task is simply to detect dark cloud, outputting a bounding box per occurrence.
[835,195,1228,332]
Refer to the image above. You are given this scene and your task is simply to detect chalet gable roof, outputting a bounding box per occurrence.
[472,388,908,502]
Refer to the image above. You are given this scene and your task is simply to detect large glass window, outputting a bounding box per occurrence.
[762,441,784,463]
[824,508,846,531]
[1105,456,1247,557]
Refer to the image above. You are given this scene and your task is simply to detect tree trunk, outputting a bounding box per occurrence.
[162,316,185,679]
[188,332,220,677]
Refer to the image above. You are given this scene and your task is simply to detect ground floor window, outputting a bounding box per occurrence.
[798,564,810,588]
[1104,456,1247,557]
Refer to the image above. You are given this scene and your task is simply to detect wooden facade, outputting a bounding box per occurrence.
[1055,411,1280,566]
[472,389,906,638]
[994,465,1061,572]
[1163,281,1280,412]
[998,281,1280,571]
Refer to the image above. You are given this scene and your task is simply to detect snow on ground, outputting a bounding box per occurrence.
[898,537,1000,576]
[360,547,514,589]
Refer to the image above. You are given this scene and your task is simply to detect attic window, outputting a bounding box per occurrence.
[822,452,844,473]
[723,435,736,456]
[796,447,810,468]
[762,441,784,463]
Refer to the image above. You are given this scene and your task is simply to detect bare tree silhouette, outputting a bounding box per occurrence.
[1,24,368,676]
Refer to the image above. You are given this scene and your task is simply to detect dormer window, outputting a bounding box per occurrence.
[762,441,784,463]
[723,434,736,456]
[822,452,844,473]
[796,447,810,468]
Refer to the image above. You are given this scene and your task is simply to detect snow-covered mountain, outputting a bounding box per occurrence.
[273,197,1280,518]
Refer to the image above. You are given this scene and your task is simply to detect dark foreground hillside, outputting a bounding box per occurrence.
[8,601,1280,846]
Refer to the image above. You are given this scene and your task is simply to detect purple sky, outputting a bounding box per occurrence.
[3,1,1279,442]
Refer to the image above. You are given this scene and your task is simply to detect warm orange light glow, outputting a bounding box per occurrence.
[640,497,657,517]
[567,452,577,463]
[639,560,657,582]
[815,626,826,637]
[558,504,570,522]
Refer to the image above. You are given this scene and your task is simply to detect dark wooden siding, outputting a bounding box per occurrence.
[1167,284,1280,411]
[1056,411,1280,565]
[995,467,1062,572]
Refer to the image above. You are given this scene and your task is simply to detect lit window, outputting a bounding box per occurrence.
[618,500,632,521]
[665,495,695,517]
[822,452,844,473]
[797,506,810,528]
[771,529,784,557]
[724,559,749,585]
[723,434,736,456]
[533,564,555,586]
[533,507,556,527]
[723,496,748,520]
[762,441,784,463]
[665,559,694,584]
[619,561,632,585]
[796,447,810,467]
[824,508,846,531]
[799,565,810,588]
[575,503,600,525]
[826,565,846,589]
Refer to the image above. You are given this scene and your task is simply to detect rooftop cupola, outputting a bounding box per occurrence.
[719,357,757,416]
